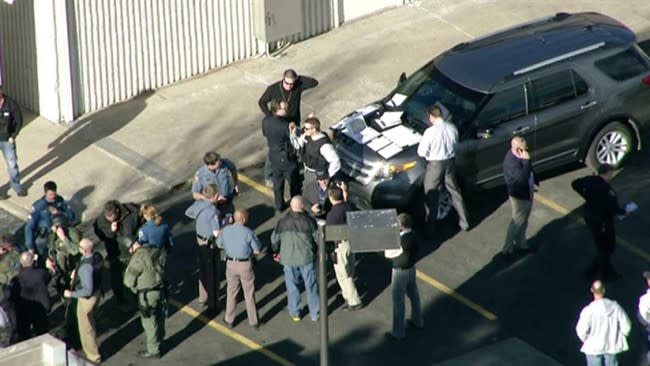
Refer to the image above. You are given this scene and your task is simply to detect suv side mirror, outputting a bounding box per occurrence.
[398,72,407,84]
[476,128,493,139]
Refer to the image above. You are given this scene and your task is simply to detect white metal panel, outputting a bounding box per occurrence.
[0,0,39,112]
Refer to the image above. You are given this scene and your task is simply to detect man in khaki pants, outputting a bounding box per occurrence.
[64,238,102,363]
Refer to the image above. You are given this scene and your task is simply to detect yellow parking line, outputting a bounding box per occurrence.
[238,172,497,321]
[416,270,498,320]
[534,193,650,262]
[168,298,295,366]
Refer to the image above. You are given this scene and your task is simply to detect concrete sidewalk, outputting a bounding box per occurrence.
[1,0,648,223]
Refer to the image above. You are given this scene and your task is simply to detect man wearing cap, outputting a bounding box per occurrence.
[290,117,341,183]
[637,271,650,364]
[576,280,630,365]
[262,100,301,214]
[0,85,26,197]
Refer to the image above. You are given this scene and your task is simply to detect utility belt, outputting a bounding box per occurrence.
[138,284,166,317]
[36,226,50,239]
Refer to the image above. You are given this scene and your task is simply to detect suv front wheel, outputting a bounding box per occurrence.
[586,121,632,169]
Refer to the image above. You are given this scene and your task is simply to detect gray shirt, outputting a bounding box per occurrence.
[216,223,261,259]
[185,199,221,238]
[71,255,93,298]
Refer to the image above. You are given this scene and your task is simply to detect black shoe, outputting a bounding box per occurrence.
[251,323,260,330]
[408,320,424,330]
[16,190,27,197]
[137,350,161,359]
[345,303,363,311]
[341,302,349,310]
[223,318,234,329]
[384,332,404,341]
[516,246,537,255]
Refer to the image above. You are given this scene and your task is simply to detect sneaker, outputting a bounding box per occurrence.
[345,303,363,311]
[290,314,301,322]
[16,190,27,197]
[223,318,234,329]
[265,179,273,188]
[137,350,161,359]
[251,323,260,330]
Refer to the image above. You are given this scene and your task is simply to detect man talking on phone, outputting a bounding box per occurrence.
[501,135,538,261]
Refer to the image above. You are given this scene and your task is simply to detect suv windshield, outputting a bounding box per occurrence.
[393,61,486,132]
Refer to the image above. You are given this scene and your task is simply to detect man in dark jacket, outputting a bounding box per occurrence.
[258,69,318,126]
[94,200,142,308]
[501,136,537,260]
[271,196,320,322]
[0,86,26,197]
[12,251,51,340]
[385,213,423,340]
[572,164,630,280]
[262,99,301,213]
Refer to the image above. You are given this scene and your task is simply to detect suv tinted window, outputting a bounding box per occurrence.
[475,86,526,127]
[528,70,587,112]
[595,48,649,81]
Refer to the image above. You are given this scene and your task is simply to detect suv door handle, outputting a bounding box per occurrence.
[513,126,530,134]
[580,101,598,110]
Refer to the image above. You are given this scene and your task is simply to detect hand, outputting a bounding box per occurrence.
[216,194,227,202]
[129,242,141,254]
[516,147,530,160]
[48,206,59,215]
[336,180,348,192]
[311,203,321,214]
[234,185,240,195]
[307,112,315,118]
[272,253,281,262]
[70,269,76,280]
[63,289,72,298]
[55,227,67,240]
[110,221,119,232]
[46,258,57,272]
[288,122,297,134]
[8,137,14,144]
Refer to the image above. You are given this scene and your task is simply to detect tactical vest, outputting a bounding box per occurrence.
[133,248,164,292]
[73,252,103,296]
[301,134,330,172]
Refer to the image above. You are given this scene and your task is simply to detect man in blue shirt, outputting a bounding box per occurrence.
[186,184,222,314]
[192,151,239,224]
[25,181,75,261]
[217,208,261,329]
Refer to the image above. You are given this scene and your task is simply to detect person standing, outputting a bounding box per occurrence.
[93,200,141,309]
[271,196,320,322]
[575,280,630,366]
[290,116,341,183]
[384,213,423,340]
[259,69,319,187]
[12,251,51,340]
[216,208,261,329]
[501,136,538,260]
[0,284,17,348]
[192,152,238,224]
[302,171,334,219]
[124,243,166,359]
[417,105,469,233]
[25,181,75,262]
[137,203,174,267]
[45,213,81,297]
[326,185,362,311]
[572,164,630,280]
[0,236,20,287]
[64,239,103,364]
[185,184,222,314]
[0,85,26,197]
[637,271,650,364]
[262,99,301,213]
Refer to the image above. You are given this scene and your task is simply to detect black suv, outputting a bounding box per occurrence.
[331,12,650,218]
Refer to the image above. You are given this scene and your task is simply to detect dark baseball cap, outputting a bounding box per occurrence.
[316,171,329,180]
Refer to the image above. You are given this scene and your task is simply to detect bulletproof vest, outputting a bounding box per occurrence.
[73,252,103,295]
[134,247,164,291]
[0,251,20,286]
[301,134,330,172]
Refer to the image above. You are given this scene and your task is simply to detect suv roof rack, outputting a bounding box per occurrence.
[513,42,606,75]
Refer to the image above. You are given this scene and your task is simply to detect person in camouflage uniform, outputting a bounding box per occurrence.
[0,236,20,287]
[124,242,166,359]
[45,213,81,297]
[0,284,16,348]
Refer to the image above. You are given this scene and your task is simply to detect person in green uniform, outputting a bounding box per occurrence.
[0,236,20,287]
[123,242,165,359]
[45,213,81,297]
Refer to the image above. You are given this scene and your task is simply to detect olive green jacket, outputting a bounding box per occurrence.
[123,246,164,293]
[0,251,20,286]
[47,227,82,273]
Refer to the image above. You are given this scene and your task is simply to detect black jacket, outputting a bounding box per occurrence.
[258,76,319,124]
[571,175,626,221]
[503,150,537,200]
[12,267,51,313]
[390,231,418,269]
[94,202,142,260]
[0,96,23,141]
[262,114,297,168]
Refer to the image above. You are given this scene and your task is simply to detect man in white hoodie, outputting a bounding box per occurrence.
[637,271,650,364]
[576,280,631,366]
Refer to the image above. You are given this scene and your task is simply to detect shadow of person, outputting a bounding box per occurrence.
[67,185,95,225]
[18,90,154,193]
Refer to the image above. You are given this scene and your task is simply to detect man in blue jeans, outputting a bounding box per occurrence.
[0,86,26,197]
[271,196,319,322]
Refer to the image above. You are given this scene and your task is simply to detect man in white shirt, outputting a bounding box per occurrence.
[417,105,469,234]
[290,116,341,183]
[576,280,630,366]
[638,271,650,364]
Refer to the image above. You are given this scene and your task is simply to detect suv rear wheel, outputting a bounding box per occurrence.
[586,121,632,169]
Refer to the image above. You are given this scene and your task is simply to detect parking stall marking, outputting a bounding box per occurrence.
[168,298,295,366]
[238,172,498,321]
[534,193,650,262]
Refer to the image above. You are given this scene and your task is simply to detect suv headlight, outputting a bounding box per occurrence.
[376,161,417,179]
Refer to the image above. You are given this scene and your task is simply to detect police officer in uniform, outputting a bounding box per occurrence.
[192,151,239,224]
[25,181,75,264]
[0,236,20,287]
[93,200,142,309]
[572,164,630,280]
[124,242,166,359]
[290,116,340,183]
[45,213,81,297]
[262,99,301,213]
[0,85,27,197]
[137,203,174,267]
[185,184,222,314]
